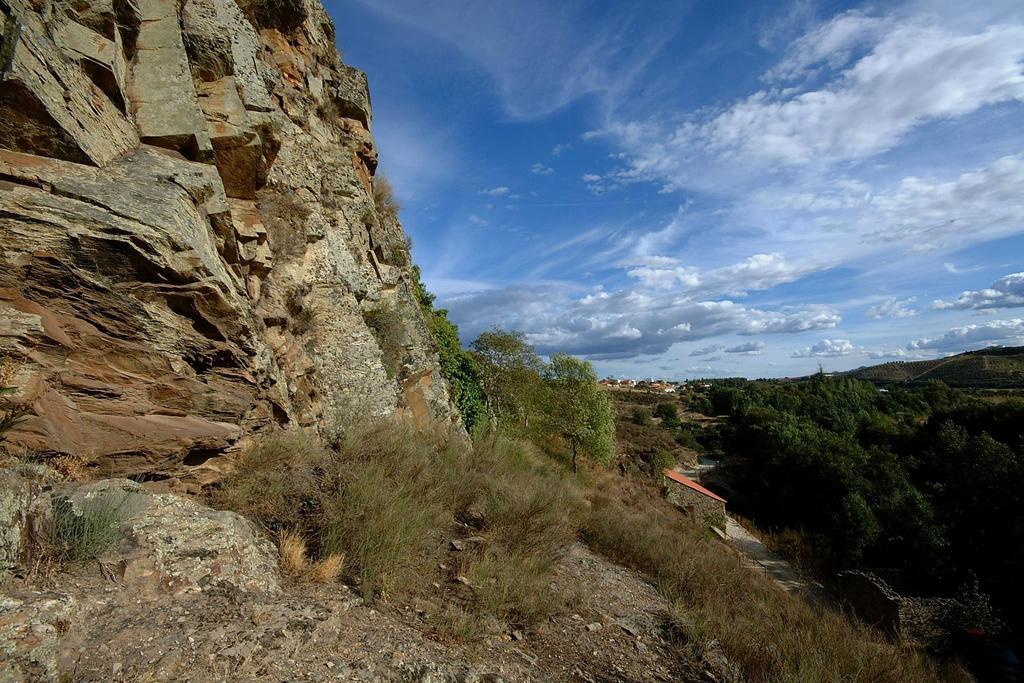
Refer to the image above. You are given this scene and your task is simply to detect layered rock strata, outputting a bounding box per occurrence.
[0,0,457,486]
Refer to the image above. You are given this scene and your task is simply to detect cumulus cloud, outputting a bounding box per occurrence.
[726,341,766,355]
[792,339,862,357]
[531,162,554,175]
[932,272,1024,310]
[866,297,917,319]
[907,319,1024,353]
[442,284,839,359]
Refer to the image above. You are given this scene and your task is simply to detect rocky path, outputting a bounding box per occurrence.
[726,517,825,604]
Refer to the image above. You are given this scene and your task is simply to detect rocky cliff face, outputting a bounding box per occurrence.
[0,0,458,486]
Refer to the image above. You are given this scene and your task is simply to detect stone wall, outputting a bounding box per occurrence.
[665,481,727,529]
[0,0,459,487]
[836,570,957,650]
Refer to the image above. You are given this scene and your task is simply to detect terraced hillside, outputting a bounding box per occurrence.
[844,346,1024,387]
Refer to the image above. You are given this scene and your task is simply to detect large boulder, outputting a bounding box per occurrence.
[61,479,282,596]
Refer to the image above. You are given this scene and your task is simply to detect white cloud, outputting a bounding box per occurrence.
[443,284,839,359]
[665,22,1024,168]
[932,272,1024,310]
[531,162,554,175]
[764,11,886,82]
[866,297,917,319]
[582,173,603,183]
[690,344,725,357]
[908,319,1024,352]
[624,252,822,298]
[792,338,862,357]
[943,262,984,275]
[867,347,929,360]
[726,341,766,355]
[552,143,572,156]
[351,0,684,121]
[468,214,487,226]
[478,186,510,196]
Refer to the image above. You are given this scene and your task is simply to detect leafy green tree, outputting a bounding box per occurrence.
[470,328,545,433]
[544,354,615,472]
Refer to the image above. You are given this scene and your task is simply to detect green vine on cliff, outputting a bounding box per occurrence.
[411,266,488,432]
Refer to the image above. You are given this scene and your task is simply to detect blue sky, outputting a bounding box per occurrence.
[329,0,1024,379]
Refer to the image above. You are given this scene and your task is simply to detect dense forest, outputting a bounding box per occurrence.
[693,376,1023,636]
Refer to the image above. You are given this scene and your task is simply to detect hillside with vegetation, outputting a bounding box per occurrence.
[842,346,1024,387]
[683,375,1024,655]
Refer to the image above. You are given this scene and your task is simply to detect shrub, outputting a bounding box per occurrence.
[362,304,406,380]
[630,407,650,426]
[285,284,315,335]
[215,430,327,532]
[654,402,678,422]
[48,493,128,563]
[649,450,676,477]
[372,174,400,222]
[259,186,311,258]
[0,356,28,443]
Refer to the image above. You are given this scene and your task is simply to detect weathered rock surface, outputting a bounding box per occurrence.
[62,479,281,596]
[0,0,459,484]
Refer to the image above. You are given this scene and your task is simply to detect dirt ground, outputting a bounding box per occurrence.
[4,543,698,682]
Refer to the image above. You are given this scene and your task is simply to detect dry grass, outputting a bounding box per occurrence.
[215,422,579,628]
[47,493,128,564]
[308,554,345,584]
[372,175,400,222]
[580,472,947,682]
[277,530,309,577]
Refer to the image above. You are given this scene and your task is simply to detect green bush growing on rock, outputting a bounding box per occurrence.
[48,493,128,563]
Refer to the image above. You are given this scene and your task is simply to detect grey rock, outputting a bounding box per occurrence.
[63,479,282,596]
[127,0,213,159]
[0,591,78,681]
[0,0,138,165]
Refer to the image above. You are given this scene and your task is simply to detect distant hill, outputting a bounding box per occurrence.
[842,346,1024,388]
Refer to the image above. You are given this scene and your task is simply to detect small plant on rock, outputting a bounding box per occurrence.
[48,493,128,563]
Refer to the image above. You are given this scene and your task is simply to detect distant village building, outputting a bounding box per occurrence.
[662,469,727,529]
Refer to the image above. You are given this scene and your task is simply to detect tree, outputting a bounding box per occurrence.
[470,328,544,433]
[654,402,679,428]
[544,354,615,472]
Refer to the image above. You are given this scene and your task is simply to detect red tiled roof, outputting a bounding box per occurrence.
[663,468,727,504]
